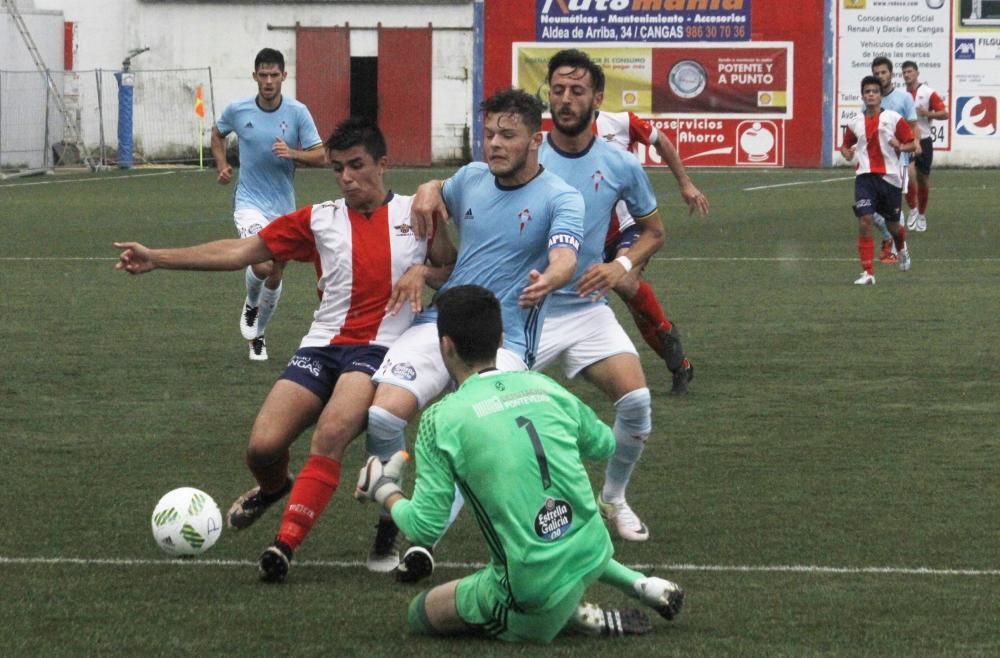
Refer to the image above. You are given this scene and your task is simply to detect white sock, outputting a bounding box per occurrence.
[255,281,282,336]
[245,267,265,307]
[602,388,652,502]
[872,213,892,241]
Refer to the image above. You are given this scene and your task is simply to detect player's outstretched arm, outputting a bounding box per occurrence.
[653,137,709,216]
[519,246,577,308]
[113,236,274,274]
[410,180,448,240]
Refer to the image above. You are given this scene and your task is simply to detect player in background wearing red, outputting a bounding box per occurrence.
[115,119,456,582]
[901,61,948,233]
[594,111,708,395]
[840,76,916,285]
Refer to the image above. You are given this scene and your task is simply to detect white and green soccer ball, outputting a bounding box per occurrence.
[151,487,222,557]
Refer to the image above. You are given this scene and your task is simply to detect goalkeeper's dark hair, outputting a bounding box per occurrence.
[435,285,503,364]
[871,55,893,72]
[481,87,543,134]
[860,75,882,94]
[547,48,606,93]
[254,48,285,72]
[325,117,387,161]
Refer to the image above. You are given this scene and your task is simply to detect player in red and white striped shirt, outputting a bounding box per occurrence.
[841,76,916,285]
[902,61,948,232]
[115,119,457,580]
[594,110,708,394]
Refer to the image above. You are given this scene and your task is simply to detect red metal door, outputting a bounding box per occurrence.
[378,26,432,165]
[295,27,351,142]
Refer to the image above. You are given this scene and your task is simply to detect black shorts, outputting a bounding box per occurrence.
[853,174,902,222]
[603,225,642,262]
[913,137,934,176]
[279,344,388,402]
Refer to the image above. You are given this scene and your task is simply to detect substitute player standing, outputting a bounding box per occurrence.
[841,76,916,285]
[595,109,708,394]
[901,60,948,232]
[354,285,684,643]
[211,47,326,361]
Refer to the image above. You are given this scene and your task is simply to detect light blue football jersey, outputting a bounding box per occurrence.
[419,162,584,367]
[539,135,658,315]
[880,88,918,165]
[216,96,322,219]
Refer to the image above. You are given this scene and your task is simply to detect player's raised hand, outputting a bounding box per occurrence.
[113,241,156,274]
[386,264,427,315]
[680,182,710,217]
[272,137,292,160]
[216,164,233,185]
[410,180,448,240]
[576,260,628,300]
[354,451,409,507]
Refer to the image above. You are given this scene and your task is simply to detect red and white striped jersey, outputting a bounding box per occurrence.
[259,194,428,348]
[908,82,946,137]
[593,111,660,243]
[842,110,915,189]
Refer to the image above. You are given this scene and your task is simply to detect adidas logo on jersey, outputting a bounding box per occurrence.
[462,208,474,221]
[245,121,254,129]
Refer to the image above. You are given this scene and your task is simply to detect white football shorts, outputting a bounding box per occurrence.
[234,208,272,239]
[372,321,527,409]
[532,303,638,379]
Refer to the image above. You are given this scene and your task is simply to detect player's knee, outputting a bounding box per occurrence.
[614,387,652,436]
[407,591,436,636]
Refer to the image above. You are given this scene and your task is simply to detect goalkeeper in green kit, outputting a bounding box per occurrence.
[355,285,685,643]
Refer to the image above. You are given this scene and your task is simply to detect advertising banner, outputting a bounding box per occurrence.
[515,42,793,118]
[535,0,751,42]
[953,0,1000,140]
[836,0,953,150]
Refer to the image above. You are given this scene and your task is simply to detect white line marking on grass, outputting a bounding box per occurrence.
[743,176,854,191]
[0,171,177,188]
[3,556,998,576]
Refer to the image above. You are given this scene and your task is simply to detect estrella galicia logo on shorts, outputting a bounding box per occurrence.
[288,355,321,377]
[955,96,997,136]
[534,497,573,541]
[391,362,417,381]
[954,39,976,59]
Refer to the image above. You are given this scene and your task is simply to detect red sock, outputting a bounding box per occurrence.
[906,180,917,210]
[625,281,672,358]
[276,454,341,551]
[918,184,929,214]
[893,226,907,252]
[858,237,874,274]
[247,448,290,496]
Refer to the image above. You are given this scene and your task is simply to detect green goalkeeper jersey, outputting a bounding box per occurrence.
[392,369,617,612]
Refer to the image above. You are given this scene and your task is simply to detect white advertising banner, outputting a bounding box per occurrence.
[952,0,1000,148]
[836,0,953,152]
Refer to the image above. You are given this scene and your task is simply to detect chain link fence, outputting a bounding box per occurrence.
[1,67,213,170]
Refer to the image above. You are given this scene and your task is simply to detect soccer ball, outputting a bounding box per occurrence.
[151,487,222,557]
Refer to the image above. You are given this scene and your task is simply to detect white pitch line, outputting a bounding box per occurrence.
[743,176,854,191]
[2,556,998,576]
[0,170,178,188]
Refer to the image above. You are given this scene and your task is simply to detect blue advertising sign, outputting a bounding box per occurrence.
[536,0,751,42]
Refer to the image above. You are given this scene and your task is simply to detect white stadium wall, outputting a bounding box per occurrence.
[27,0,472,163]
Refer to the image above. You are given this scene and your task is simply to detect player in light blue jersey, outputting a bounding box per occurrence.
[871,56,919,264]
[211,48,325,361]
[360,88,583,572]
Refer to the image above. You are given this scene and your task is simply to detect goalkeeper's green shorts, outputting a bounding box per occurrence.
[454,564,599,643]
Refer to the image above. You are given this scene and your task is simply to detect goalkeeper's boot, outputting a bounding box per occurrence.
[634,577,685,621]
[367,517,400,573]
[258,540,293,583]
[571,602,652,637]
[598,496,649,542]
[394,545,434,583]
[240,300,260,340]
[897,245,911,272]
[227,477,293,530]
[249,336,268,361]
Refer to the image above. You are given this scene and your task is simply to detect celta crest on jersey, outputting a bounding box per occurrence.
[518,208,533,233]
[592,170,604,191]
